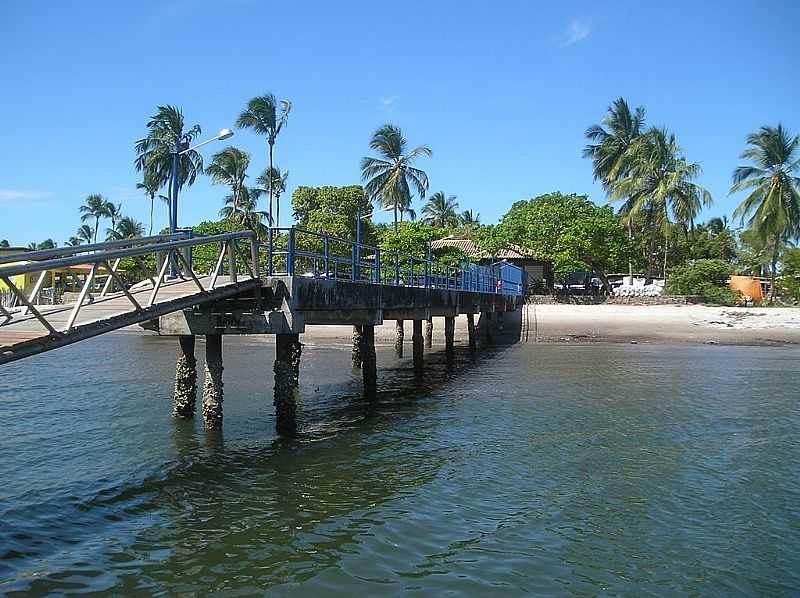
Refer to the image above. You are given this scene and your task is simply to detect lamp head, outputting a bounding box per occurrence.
[217,128,234,140]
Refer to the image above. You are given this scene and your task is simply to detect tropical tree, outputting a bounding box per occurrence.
[236,94,292,226]
[136,171,161,235]
[66,236,82,246]
[730,125,800,301]
[422,192,460,227]
[459,209,480,226]
[105,202,123,233]
[27,239,57,250]
[0,240,9,247]
[79,194,109,242]
[611,128,712,276]
[360,124,431,233]
[108,216,144,241]
[219,186,269,238]
[257,166,288,226]
[401,206,416,222]
[76,224,94,244]
[134,105,204,226]
[206,146,251,215]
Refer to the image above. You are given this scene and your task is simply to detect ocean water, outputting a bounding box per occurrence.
[1,332,798,596]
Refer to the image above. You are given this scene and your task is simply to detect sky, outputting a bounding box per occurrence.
[1,0,798,246]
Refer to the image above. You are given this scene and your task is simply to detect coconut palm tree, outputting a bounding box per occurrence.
[105,202,123,232]
[134,105,204,225]
[108,217,144,241]
[236,94,292,226]
[401,206,416,222]
[459,209,480,226]
[79,194,109,243]
[422,192,460,228]
[360,124,431,233]
[66,236,82,246]
[28,239,57,250]
[730,125,800,301]
[136,172,161,235]
[76,224,94,244]
[219,186,269,238]
[256,166,288,227]
[206,146,251,216]
[612,128,712,277]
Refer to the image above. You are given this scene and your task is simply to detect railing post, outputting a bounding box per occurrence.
[324,237,330,279]
[250,237,260,279]
[227,240,238,283]
[287,227,295,276]
[351,242,357,282]
[267,228,274,275]
[375,249,381,284]
[409,257,414,287]
[395,252,400,286]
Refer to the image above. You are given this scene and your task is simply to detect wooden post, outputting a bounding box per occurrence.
[395,319,404,357]
[351,324,363,368]
[274,333,298,433]
[412,319,424,373]
[173,335,197,418]
[467,313,476,352]
[425,317,433,348]
[444,316,455,360]
[202,334,224,430]
[361,325,377,397]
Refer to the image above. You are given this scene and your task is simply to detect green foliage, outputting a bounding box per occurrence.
[422,192,460,227]
[489,192,632,277]
[377,221,444,259]
[667,223,738,267]
[292,185,376,244]
[666,259,737,304]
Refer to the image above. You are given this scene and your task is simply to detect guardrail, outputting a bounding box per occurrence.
[260,227,523,295]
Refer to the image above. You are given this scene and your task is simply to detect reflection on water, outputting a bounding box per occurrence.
[1,331,799,595]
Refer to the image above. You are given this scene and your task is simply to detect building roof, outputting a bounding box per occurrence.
[430,237,545,261]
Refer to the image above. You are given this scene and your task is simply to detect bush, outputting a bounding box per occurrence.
[666,259,737,305]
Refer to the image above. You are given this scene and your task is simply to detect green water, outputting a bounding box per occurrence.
[1,334,799,595]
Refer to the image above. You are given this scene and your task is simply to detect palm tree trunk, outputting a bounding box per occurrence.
[393,204,398,234]
[627,220,633,283]
[149,195,154,236]
[770,236,780,303]
[94,217,99,243]
[268,142,274,227]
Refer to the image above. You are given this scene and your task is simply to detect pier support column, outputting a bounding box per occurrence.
[274,333,299,433]
[425,317,433,348]
[444,316,455,360]
[412,319,424,374]
[351,325,363,368]
[395,320,404,357]
[361,325,377,397]
[467,313,477,352]
[202,334,224,431]
[173,335,197,418]
[289,337,302,387]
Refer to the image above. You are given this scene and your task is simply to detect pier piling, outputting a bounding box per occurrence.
[395,320,404,357]
[445,316,455,360]
[467,313,476,352]
[361,325,377,397]
[352,324,363,368]
[173,335,197,418]
[202,334,224,431]
[425,317,433,348]
[412,319,424,373]
[274,333,299,433]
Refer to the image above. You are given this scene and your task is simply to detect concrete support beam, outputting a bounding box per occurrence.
[202,334,224,431]
[289,336,302,387]
[361,325,377,397]
[425,317,433,348]
[173,335,197,418]
[467,313,477,352]
[445,316,455,360]
[395,319,404,357]
[274,333,299,433]
[412,319,424,373]
[351,324,363,368]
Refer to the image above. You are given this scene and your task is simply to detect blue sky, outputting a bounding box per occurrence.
[1,0,798,245]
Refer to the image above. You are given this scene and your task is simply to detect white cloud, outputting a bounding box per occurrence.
[0,190,53,201]
[556,19,591,47]
[380,96,397,106]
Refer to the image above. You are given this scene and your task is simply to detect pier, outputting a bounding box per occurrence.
[0,228,523,432]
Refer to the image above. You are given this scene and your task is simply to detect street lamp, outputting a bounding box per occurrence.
[169,128,234,235]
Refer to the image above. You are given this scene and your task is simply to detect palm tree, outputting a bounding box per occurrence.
[76,224,94,244]
[236,94,292,226]
[206,146,251,215]
[66,236,82,246]
[134,105,204,226]
[79,194,109,243]
[105,202,123,232]
[28,239,57,250]
[459,209,480,226]
[361,124,431,233]
[401,206,416,222]
[422,192,460,227]
[108,216,144,241]
[730,125,800,301]
[136,172,161,235]
[256,167,288,227]
[219,186,269,238]
[612,128,712,277]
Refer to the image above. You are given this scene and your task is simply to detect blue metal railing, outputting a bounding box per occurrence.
[258,227,523,295]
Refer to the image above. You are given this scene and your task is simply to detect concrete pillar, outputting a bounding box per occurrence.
[274,333,298,433]
[289,336,302,387]
[445,316,455,360]
[467,313,477,352]
[173,335,197,418]
[351,324,363,368]
[412,319,424,373]
[395,319,404,357]
[361,325,377,397]
[202,334,224,431]
[425,317,433,348]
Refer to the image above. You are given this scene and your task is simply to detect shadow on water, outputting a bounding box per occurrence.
[2,315,522,594]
